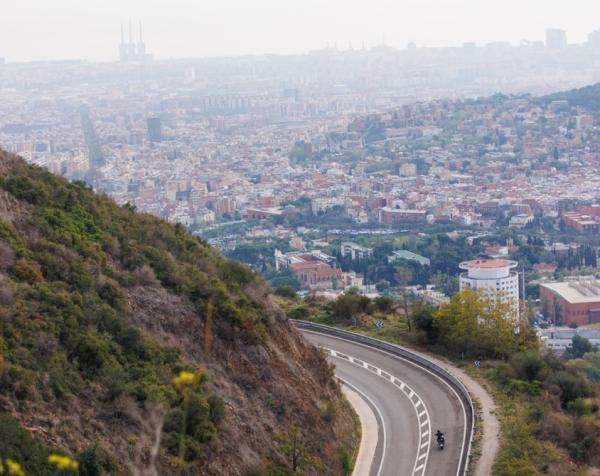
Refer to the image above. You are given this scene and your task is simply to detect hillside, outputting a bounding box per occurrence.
[0,151,357,475]
[540,82,600,112]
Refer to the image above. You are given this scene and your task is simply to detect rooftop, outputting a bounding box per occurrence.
[389,249,431,265]
[379,207,426,214]
[460,259,518,269]
[541,281,600,304]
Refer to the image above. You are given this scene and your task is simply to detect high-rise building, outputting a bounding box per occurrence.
[546,28,567,49]
[147,117,162,142]
[588,29,600,48]
[459,259,520,318]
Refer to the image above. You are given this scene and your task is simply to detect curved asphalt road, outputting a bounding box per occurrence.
[302,331,466,476]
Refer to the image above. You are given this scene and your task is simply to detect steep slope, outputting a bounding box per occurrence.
[0,151,357,475]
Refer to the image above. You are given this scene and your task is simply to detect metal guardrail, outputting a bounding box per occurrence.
[293,320,475,476]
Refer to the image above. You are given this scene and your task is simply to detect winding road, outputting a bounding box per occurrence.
[300,327,471,476]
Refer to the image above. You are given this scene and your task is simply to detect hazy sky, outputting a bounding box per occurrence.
[2,0,600,62]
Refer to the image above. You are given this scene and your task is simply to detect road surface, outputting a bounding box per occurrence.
[302,331,467,476]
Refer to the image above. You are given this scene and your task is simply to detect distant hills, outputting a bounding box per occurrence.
[540,82,600,111]
[0,151,356,475]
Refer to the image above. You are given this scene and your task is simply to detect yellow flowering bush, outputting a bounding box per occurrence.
[47,454,79,471]
[172,370,196,391]
[3,459,25,476]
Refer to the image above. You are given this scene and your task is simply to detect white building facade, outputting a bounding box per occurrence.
[459,259,520,319]
[341,242,373,260]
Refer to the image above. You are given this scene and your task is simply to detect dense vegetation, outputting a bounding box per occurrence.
[0,159,255,462]
[332,234,479,293]
[541,82,600,112]
[490,341,600,475]
[0,152,356,475]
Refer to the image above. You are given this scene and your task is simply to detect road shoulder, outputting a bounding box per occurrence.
[413,354,499,476]
[341,383,378,476]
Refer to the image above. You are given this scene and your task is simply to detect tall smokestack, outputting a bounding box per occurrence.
[137,20,146,58]
[119,23,127,61]
[127,19,136,58]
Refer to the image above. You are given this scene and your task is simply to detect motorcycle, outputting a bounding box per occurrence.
[436,433,445,450]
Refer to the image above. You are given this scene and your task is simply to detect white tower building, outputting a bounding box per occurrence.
[459,259,520,318]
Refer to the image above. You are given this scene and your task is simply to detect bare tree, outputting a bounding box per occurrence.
[275,424,317,472]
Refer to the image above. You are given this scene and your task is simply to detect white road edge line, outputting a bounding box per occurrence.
[305,330,468,476]
[324,347,431,476]
[337,377,387,476]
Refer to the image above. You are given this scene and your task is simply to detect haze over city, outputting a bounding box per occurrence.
[2,0,600,61]
[3,2,600,476]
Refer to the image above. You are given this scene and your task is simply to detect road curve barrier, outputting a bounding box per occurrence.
[293,320,475,476]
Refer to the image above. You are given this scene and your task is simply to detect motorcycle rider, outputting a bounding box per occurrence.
[436,430,445,443]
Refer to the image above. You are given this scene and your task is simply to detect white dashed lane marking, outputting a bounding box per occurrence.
[325,348,431,476]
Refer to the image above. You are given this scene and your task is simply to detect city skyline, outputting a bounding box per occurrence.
[2,0,600,62]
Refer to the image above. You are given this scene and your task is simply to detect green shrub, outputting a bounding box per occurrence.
[329,292,371,321]
[77,442,116,476]
[269,276,301,290]
[411,304,438,344]
[0,222,30,258]
[374,296,394,313]
[339,447,353,476]
[506,379,542,396]
[68,333,110,377]
[208,395,225,424]
[566,335,597,359]
[509,351,546,382]
[164,391,216,461]
[97,279,124,310]
[549,370,594,406]
[0,413,54,475]
[12,257,44,283]
[288,306,310,321]
[568,436,595,462]
[222,260,255,287]
[274,286,298,299]
[566,398,593,417]
[0,174,50,205]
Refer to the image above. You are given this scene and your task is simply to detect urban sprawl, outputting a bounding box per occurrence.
[3,26,600,350]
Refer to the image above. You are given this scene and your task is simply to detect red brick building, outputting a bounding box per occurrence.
[540,281,600,326]
[244,207,282,219]
[289,260,342,290]
[561,205,600,234]
[378,207,427,225]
